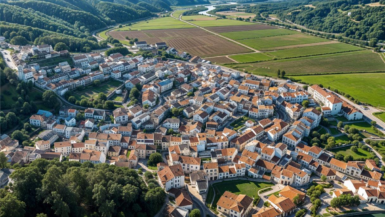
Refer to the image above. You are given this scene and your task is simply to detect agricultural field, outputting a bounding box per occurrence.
[117,17,193,31]
[221,29,296,40]
[292,72,385,108]
[330,146,375,161]
[205,56,235,64]
[216,11,256,19]
[266,42,363,58]
[207,24,276,33]
[172,10,187,18]
[187,18,255,27]
[73,80,122,101]
[182,15,217,21]
[109,28,251,57]
[230,53,272,63]
[238,34,330,51]
[226,51,385,76]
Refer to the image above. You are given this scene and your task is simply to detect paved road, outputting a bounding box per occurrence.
[171,13,261,53]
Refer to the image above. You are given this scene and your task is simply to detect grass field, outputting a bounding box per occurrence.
[230,116,254,131]
[330,146,375,160]
[334,135,350,144]
[183,15,217,21]
[74,80,122,101]
[207,180,273,208]
[173,10,187,18]
[293,73,385,108]
[266,43,363,58]
[373,112,385,123]
[230,53,272,63]
[99,29,109,39]
[329,128,341,135]
[32,56,74,67]
[346,122,381,136]
[221,29,297,40]
[188,18,255,27]
[216,11,256,19]
[111,94,124,102]
[1,84,43,110]
[238,34,329,50]
[227,51,385,76]
[118,17,194,31]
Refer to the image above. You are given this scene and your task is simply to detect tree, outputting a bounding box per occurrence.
[147,153,163,166]
[321,175,327,182]
[293,195,301,206]
[144,187,166,216]
[0,194,26,217]
[68,96,76,104]
[10,36,28,45]
[54,42,68,51]
[104,101,115,109]
[301,100,309,108]
[190,209,201,217]
[105,47,130,56]
[351,146,358,153]
[23,123,31,132]
[42,91,58,108]
[11,130,26,143]
[0,152,8,169]
[281,70,286,78]
[277,69,281,78]
[93,80,101,86]
[344,155,353,162]
[371,121,377,126]
[335,153,344,161]
[129,88,140,99]
[337,121,343,129]
[187,92,194,97]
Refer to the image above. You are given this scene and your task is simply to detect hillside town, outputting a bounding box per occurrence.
[2,41,385,217]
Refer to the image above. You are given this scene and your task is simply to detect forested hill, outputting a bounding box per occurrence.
[0,0,208,52]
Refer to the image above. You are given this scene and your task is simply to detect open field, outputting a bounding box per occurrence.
[207,180,273,208]
[207,24,276,33]
[221,29,296,40]
[172,10,187,18]
[216,11,256,18]
[292,72,385,108]
[110,28,251,57]
[330,146,375,160]
[266,42,363,58]
[188,18,255,27]
[205,56,235,64]
[334,135,350,144]
[111,94,124,102]
[118,17,194,31]
[230,53,272,63]
[226,51,385,76]
[345,122,383,136]
[238,34,330,50]
[373,112,385,123]
[74,80,122,101]
[182,15,217,21]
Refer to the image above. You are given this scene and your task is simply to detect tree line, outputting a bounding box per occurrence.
[0,158,165,217]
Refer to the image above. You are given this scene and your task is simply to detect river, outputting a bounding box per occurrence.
[198,2,237,16]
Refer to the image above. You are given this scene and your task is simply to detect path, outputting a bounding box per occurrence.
[170,12,261,53]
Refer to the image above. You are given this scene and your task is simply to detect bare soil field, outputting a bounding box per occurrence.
[207,24,276,33]
[205,56,236,64]
[110,28,251,57]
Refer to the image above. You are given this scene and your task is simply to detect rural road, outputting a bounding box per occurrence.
[171,13,261,54]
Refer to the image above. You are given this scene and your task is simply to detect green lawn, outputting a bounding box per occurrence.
[74,80,122,101]
[346,122,381,136]
[118,17,194,31]
[330,146,375,160]
[373,112,385,123]
[227,51,385,77]
[230,116,254,131]
[329,128,341,135]
[99,29,109,39]
[293,72,385,108]
[182,15,217,21]
[318,127,328,135]
[266,43,363,59]
[329,121,338,126]
[334,116,349,122]
[334,135,350,144]
[221,29,296,40]
[238,34,329,50]
[111,94,124,102]
[209,180,274,208]
[189,19,255,27]
[230,53,272,63]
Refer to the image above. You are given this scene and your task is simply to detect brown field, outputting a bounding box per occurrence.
[205,56,236,64]
[206,24,276,33]
[109,28,251,57]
